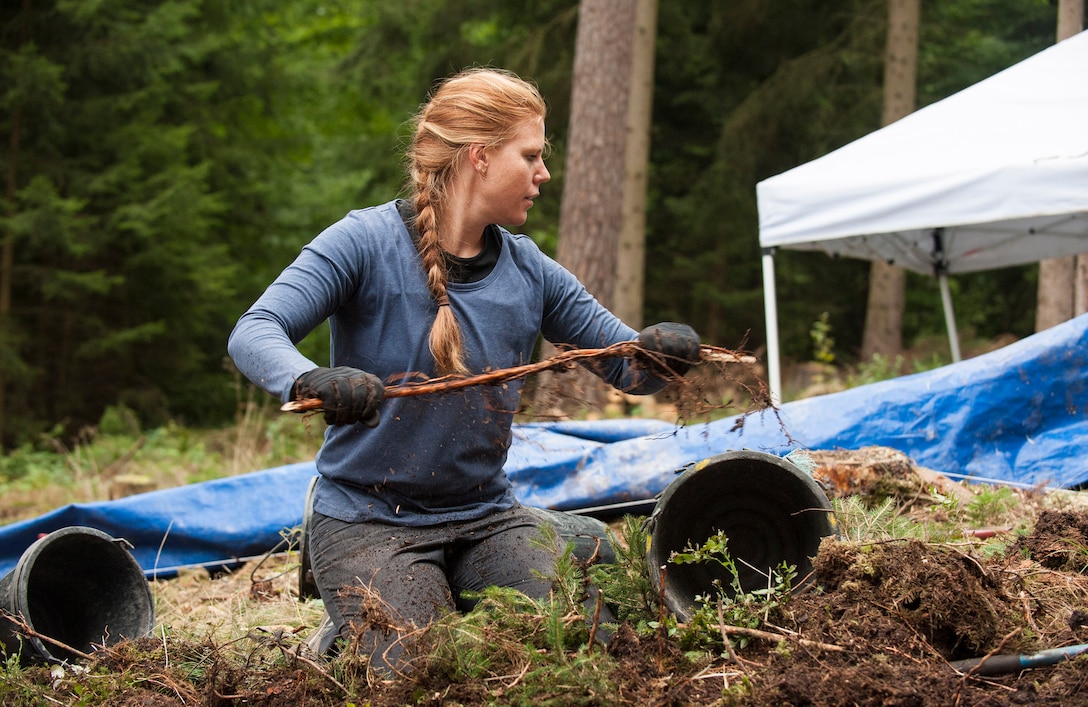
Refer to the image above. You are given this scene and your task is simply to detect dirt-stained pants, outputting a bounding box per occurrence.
[308,504,566,671]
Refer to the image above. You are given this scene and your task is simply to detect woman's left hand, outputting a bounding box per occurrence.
[637,322,701,377]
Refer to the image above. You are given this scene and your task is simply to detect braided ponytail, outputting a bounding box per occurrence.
[406,68,547,375]
[413,192,467,375]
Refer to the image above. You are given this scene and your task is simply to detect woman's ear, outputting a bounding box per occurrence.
[469,143,488,176]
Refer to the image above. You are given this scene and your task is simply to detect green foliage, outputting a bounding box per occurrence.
[0,0,1066,447]
[647,0,886,349]
[0,0,386,444]
[0,403,321,523]
[848,352,907,386]
[919,0,1056,103]
[426,587,552,679]
[420,527,618,701]
[965,485,1020,526]
[588,515,658,623]
[98,404,142,436]
[833,496,933,542]
[0,649,45,707]
[831,486,1034,565]
[0,440,67,484]
[645,0,1054,359]
[669,531,797,653]
[810,312,836,364]
[902,268,1037,350]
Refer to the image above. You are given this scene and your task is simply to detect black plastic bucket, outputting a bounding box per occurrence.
[0,526,155,663]
[645,450,837,622]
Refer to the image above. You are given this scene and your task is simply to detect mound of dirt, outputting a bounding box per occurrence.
[726,521,1088,706]
[14,467,1088,705]
[364,526,1088,706]
[1013,509,1088,572]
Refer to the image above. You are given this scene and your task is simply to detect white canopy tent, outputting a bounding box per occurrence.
[756,30,1088,403]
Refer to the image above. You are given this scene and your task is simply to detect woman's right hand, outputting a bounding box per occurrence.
[293,367,385,427]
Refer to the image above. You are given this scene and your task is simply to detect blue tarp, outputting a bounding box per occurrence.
[2,314,1086,579]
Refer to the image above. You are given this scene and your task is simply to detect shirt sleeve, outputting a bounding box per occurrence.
[536,253,668,396]
[227,216,365,401]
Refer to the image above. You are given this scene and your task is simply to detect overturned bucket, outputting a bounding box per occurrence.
[0,526,155,663]
[645,450,837,622]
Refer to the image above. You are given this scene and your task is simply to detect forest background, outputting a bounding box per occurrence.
[0,0,1066,451]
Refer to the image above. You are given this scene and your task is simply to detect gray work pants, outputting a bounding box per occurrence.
[308,504,567,671]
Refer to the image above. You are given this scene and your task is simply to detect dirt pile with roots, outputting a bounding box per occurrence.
[6,455,1088,705]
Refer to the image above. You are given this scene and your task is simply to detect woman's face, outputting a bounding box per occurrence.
[474,117,550,227]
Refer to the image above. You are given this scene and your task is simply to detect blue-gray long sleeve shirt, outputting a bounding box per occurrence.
[228,200,664,525]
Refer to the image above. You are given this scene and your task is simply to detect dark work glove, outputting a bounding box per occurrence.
[637,322,701,378]
[294,366,384,427]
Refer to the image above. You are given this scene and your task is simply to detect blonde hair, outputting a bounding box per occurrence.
[406,68,548,375]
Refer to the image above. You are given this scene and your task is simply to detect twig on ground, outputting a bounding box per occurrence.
[1019,590,1041,634]
[587,586,604,654]
[292,649,349,694]
[714,623,845,653]
[717,600,755,678]
[655,564,669,674]
[0,609,95,662]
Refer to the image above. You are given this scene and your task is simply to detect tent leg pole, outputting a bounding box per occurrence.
[762,250,782,404]
[939,273,962,362]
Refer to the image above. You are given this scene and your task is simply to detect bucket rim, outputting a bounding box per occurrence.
[651,449,834,520]
[645,449,837,622]
[4,525,155,663]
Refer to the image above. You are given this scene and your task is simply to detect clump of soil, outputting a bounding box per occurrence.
[731,516,1088,707]
[189,523,1088,706]
[13,489,1088,705]
[1013,509,1088,572]
[807,539,1013,657]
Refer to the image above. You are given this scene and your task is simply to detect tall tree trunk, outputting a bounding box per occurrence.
[1037,257,1075,330]
[860,0,919,362]
[536,0,639,416]
[1077,254,1088,317]
[1036,0,1086,331]
[615,0,657,330]
[556,0,636,309]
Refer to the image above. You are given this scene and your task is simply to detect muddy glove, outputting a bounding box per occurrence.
[637,322,701,378]
[293,366,384,427]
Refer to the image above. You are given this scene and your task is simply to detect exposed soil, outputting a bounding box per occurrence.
[743,534,1085,707]
[357,514,1088,706]
[9,453,1088,705]
[55,507,1086,706]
